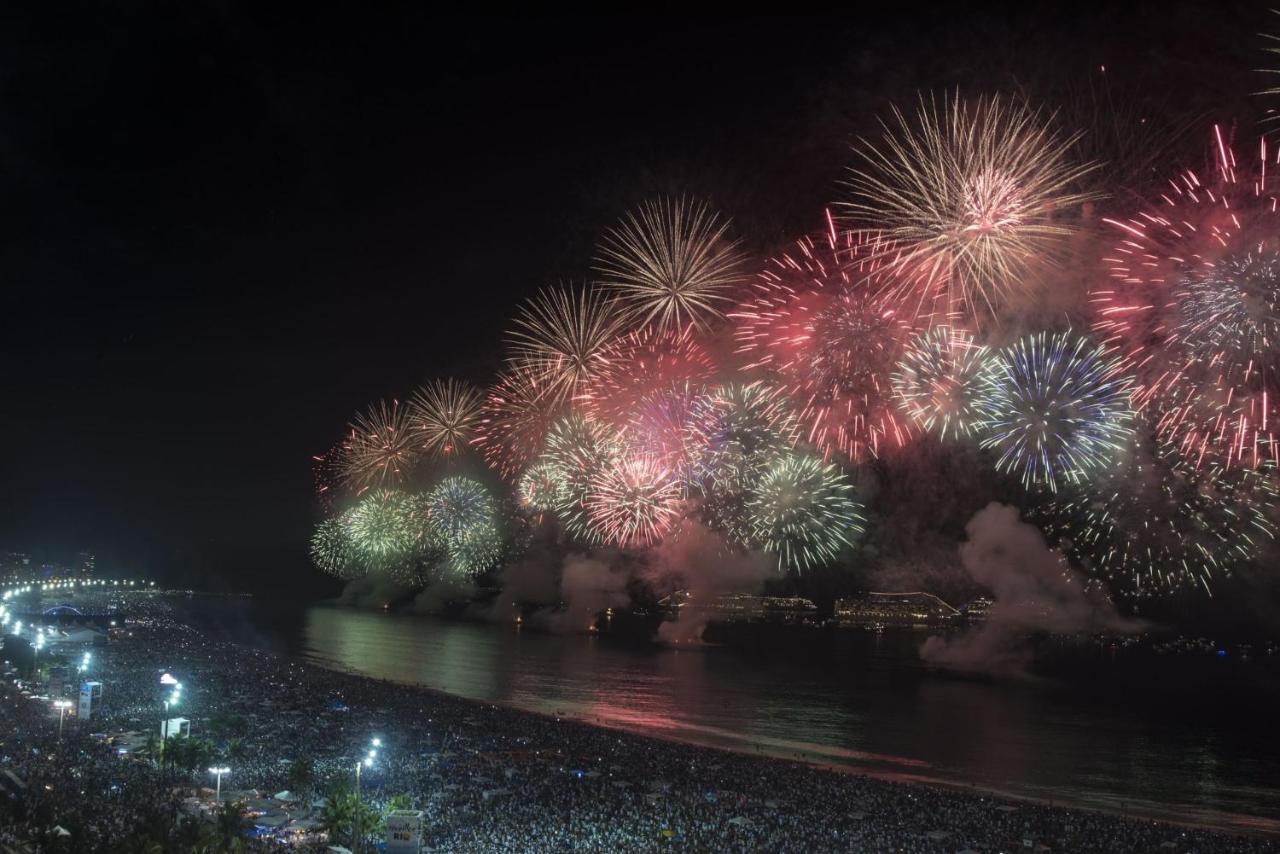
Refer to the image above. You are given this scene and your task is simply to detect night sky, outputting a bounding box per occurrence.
[0,4,1269,594]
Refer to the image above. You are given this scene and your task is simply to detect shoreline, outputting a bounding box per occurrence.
[204,602,1280,841]
[288,639,1280,841]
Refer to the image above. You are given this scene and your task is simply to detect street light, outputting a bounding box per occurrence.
[54,700,72,738]
[208,766,230,802]
[353,737,382,854]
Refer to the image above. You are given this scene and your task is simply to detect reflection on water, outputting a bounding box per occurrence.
[218,603,1280,831]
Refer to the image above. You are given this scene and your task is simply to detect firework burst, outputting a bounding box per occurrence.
[339,400,420,494]
[1092,129,1280,470]
[310,518,355,579]
[748,452,866,572]
[584,326,717,428]
[427,476,502,576]
[409,378,484,457]
[345,488,432,566]
[842,94,1099,320]
[687,382,800,493]
[517,460,569,513]
[733,224,917,462]
[506,284,624,400]
[586,451,683,547]
[473,365,566,477]
[975,330,1136,491]
[542,413,620,543]
[595,196,747,331]
[892,326,989,441]
[1034,441,1278,597]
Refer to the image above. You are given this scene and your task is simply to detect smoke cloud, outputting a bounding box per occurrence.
[920,501,1141,675]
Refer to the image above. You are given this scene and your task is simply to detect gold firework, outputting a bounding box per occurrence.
[595,196,747,331]
[842,94,1099,321]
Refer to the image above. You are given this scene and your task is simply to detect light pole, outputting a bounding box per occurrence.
[209,766,230,802]
[353,738,380,854]
[54,700,72,738]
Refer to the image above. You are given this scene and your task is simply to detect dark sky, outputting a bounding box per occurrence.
[0,4,1268,591]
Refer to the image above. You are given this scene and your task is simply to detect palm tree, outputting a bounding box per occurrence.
[286,755,316,795]
[225,737,248,764]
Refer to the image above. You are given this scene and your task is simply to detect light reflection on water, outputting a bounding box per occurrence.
[248,604,1280,832]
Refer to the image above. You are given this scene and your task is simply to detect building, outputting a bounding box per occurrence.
[834,592,959,628]
[660,591,818,624]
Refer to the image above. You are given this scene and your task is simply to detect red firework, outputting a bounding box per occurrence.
[1090,127,1280,469]
[731,215,920,462]
[472,365,566,478]
[582,326,718,428]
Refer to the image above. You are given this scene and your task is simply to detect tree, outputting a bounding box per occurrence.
[224,737,248,764]
[320,778,378,849]
[286,755,316,795]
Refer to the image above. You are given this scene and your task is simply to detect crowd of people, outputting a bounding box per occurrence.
[1,592,1277,852]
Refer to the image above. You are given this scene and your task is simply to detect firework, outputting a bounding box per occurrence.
[595,196,747,331]
[506,284,624,400]
[409,378,484,457]
[311,441,348,511]
[447,518,504,577]
[891,326,989,441]
[584,326,717,428]
[975,330,1136,491]
[310,518,355,579]
[586,451,683,547]
[623,379,709,489]
[427,476,502,576]
[1034,441,1278,596]
[517,460,569,513]
[340,399,420,494]
[542,413,620,543]
[1091,130,1280,469]
[733,225,916,462]
[427,476,497,540]
[842,94,1098,320]
[345,489,433,566]
[748,452,867,572]
[473,365,565,477]
[687,382,799,493]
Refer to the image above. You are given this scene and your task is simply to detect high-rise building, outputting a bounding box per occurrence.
[77,551,96,578]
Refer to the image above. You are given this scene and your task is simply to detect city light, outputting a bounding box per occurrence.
[208,766,230,802]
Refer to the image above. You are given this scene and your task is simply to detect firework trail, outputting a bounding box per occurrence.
[748,451,867,572]
[409,378,484,457]
[595,196,748,331]
[311,441,348,511]
[1092,129,1280,470]
[733,222,917,462]
[586,451,684,547]
[892,326,990,441]
[506,284,624,401]
[975,330,1136,492]
[842,94,1099,322]
[1033,441,1278,597]
[340,399,420,494]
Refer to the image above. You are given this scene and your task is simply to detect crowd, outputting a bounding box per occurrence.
[1,593,1276,852]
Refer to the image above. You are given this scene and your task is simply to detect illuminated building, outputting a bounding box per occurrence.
[834,591,958,628]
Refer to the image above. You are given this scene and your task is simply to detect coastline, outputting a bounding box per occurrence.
[226,610,1280,841]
